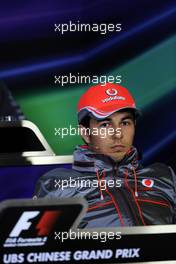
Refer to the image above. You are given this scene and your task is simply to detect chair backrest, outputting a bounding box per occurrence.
[0,119,55,157]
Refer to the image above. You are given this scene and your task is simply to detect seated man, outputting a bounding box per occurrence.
[34,83,176,227]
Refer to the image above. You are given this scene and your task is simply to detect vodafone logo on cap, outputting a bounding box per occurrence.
[106,88,118,96]
[142,179,154,188]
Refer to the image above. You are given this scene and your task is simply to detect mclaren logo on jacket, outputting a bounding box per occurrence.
[142,179,154,188]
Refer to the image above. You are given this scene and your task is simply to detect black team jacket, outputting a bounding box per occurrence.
[34,145,176,227]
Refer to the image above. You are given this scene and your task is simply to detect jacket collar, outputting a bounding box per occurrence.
[72,145,140,173]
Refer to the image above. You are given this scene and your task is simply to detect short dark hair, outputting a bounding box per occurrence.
[79,115,91,128]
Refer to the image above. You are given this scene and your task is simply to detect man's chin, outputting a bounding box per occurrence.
[91,146,127,161]
[108,152,126,162]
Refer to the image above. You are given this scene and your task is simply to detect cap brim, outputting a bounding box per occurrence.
[78,107,142,123]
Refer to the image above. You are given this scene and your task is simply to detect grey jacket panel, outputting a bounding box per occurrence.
[34,146,176,227]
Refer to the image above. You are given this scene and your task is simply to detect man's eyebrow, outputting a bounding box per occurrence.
[121,114,134,121]
[96,114,134,123]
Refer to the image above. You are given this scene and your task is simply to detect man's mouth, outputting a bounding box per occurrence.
[111,144,125,152]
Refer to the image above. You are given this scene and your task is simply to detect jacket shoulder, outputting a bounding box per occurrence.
[33,168,82,198]
[147,162,176,186]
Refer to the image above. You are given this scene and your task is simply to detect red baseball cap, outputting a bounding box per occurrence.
[77,83,141,123]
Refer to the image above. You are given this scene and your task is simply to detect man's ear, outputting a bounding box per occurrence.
[78,125,91,144]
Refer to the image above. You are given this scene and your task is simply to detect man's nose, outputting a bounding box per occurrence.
[113,126,122,139]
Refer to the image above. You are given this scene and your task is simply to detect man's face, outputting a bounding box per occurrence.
[80,111,135,162]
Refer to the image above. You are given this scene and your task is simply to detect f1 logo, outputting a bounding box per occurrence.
[9,210,61,237]
[9,211,40,237]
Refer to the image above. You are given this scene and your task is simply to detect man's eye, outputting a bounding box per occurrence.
[100,122,110,127]
[121,121,130,126]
